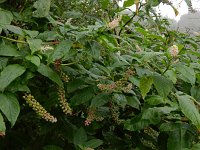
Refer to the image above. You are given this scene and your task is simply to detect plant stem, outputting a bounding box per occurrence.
[0,35,27,44]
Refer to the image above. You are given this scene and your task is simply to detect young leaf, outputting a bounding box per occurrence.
[0,93,20,127]
[48,40,72,63]
[0,113,6,132]
[37,63,63,87]
[0,64,26,92]
[27,39,42,54]
[123,0,135,7]
[177,94,200,129]
[153,75,173,97]
[139,76,153,99]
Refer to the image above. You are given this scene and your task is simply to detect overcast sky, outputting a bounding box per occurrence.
[119,0,200,21]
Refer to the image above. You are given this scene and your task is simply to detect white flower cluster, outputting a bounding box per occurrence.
[41,45,54,52]
[169,45,179,57]
[107,16,122,29]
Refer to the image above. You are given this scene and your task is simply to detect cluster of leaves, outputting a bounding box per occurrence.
[0,0,200,149]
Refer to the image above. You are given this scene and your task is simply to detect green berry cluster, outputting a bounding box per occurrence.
[60,71,70,83]
[57,87,72,115]
[109,101,121,124]
[23,94,57,123]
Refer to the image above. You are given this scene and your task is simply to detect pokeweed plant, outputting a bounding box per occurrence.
[0,0,200,150]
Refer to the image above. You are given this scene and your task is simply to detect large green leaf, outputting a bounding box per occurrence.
[48,40,72,63]
[126,96,140,109]
[70,87,94,106]
[84,139,103,149]
[124,108,161,131]
[0,93,20,127]
[139,76,153,99]
[177,94,200,129]
[5,25,24,35]
[25,55,40,67]
[0,113,6,132]
[153,75,173,97]
[175,64,196,85]
[0,64,26,92]
[160,123,191,150]
[0,9,13,33]
[91,93,110,107]
[113,93,127,108]
[0,43,20,57]
[27,39,42,54]
[145,95,165,106]
[191,86,200,101]
[73,127,87,146]
[33,0,51,18]
[37,63,63,87]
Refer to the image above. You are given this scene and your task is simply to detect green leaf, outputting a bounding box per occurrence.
[190,143,200,150]
[0,93,20,127]
[84,139,103,149]
[33,0,51,18]
[23,30,39,38]
[73,127,87,146]
[160,123,190,150]
[0,57,8,70]
[37,63,63,87]
[191,86,200,101]
[70,87,94,106]
[145,95,165,106]
[0,113,6,132]
[0,64,26,92]
[124,108,161,131]
[48,40,72,63]
[43,145,63,150]
[5,25,24,35]
[0,43,20,57]
[126,96,140,109]
[139,76,153,99]
[67,79,87,93]
[113,93,127,108]
[0,0,6,4]
[164,70,177,84]
[175,64,196,85]
[25,55,40,67]
[124,0,135,7]
[177,94,200,129]
[153,75,173,97]
[0,9,13,33]
[27,39,42,54]
[91,93,110,107]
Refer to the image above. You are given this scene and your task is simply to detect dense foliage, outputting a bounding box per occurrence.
[0,0,200,149]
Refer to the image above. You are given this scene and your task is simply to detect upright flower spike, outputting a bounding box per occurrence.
[107,16,122,29]
[57,87,72,115]
[23,94,57,123]
[169,45,179,57]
